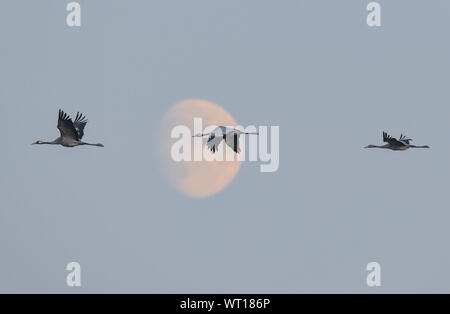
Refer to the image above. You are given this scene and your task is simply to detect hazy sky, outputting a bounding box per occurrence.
[1,0,450,293]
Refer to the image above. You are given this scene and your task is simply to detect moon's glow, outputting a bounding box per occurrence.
[159,99,241,198]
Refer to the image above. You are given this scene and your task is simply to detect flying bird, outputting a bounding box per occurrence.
[192,126,258,153]
[32,110,104,148]
[364,132,429,150]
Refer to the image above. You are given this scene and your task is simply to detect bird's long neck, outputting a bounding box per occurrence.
[192,133,210,137]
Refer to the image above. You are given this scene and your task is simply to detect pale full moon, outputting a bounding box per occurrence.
[159,99,241,198]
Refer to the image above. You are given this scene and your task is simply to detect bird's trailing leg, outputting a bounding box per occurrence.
[364,145,386,149]
[32,139,59,145]
[79,142,104,147]
[32,141,54,145]
[409,145,430,149]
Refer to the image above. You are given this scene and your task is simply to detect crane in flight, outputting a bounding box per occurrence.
[193,126,258,154]
[364,132,429,150]
[32,110,104,148]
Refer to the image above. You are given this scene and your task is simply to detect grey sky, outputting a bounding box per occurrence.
[1,0,450,293]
